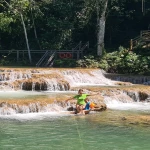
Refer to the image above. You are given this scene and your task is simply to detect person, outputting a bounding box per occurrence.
[66,89,99,115]
[84,98,95,110]
[83,98,91,114]
[84,98,107,112]
[83,98,96,114]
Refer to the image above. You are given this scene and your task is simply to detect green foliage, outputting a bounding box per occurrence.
[76,55,99,68]
[134,47,150,56]
[77,46,150,74]
[0,0,150,67]
[0,55,9,66]
[0,13,13,32]
[99,46,150,74]
[54,59,76,68]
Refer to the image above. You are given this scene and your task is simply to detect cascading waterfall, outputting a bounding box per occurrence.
[0,69,116,91]
[103,89,150,111]
[61,69,113,86]
[0,101,69,115]
[0,88,149,115]
[0,68,150,116]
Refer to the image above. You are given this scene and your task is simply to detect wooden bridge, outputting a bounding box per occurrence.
[0,41,89,67]
[130,30,150,50]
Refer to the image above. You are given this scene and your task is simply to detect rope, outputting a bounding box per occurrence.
[66,101,85,149]
[73,116,85,150]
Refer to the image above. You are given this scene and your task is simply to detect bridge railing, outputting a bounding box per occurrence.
[36,51,49,67]
[44,51,56,67]
[0,41,89,65]
[130,30,150,50]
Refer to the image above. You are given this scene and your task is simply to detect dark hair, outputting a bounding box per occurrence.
[78,89,83,94]
[78,89,83,92]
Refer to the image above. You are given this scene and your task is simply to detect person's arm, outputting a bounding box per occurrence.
[65,97,73,102]
[87,92,100,97]
[65,95,77,102]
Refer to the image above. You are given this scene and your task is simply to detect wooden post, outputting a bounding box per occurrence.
[130,39,133,51]
[77,42,81,60]
[71,48,74,59]
[17,50,19,62]
[81,49,83,58]
[23,50,24,59]
[77,51,79,60]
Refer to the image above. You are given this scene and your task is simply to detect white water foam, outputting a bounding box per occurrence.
[60,70,116,87]
[105,100,150,111]
[0,111,71,121]
[0,69,117,91]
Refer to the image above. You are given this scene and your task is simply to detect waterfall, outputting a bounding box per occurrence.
[61,70,113,86]
[0,69,116,91]
[0,101,67,115]
[103,89,150,111]
[0,68,150,116]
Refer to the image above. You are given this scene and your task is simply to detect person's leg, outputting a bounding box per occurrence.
[79,105,85,115]
[76,104,80,113]
[84,110,90,114]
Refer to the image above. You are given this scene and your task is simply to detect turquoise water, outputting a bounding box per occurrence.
[0,91,150,150]
[0,110,150,150]
[0,91,76,100]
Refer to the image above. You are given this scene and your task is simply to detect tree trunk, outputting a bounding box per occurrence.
[31,9,41,50]
[30,0,41,50]
[97,0,108,56]
[20,13,32,63]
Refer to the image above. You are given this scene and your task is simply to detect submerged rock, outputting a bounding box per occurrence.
[0,102,11,107]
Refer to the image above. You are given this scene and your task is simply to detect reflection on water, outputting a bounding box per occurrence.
[0,110,150,150]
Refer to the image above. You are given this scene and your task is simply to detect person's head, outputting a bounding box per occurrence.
[78,89,83,95]
[84,98,89,103]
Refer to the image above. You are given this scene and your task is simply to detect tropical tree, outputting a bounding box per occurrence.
[0,0,32,63]
[96,0,108,56]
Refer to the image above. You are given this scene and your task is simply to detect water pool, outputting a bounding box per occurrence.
[0,110,150,150]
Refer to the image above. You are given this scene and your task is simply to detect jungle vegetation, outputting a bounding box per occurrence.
[0,0,150,74]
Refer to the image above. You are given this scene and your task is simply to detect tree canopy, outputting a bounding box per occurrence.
[0,0,150,57]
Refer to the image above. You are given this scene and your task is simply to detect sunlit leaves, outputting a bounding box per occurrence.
[0,13,13,32]
[99,46,150,74]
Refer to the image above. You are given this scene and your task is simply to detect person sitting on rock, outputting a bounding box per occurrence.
[84,98,107,112]
[66,89,99,115]
[84,98,96,113]
[84,98,95,109]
